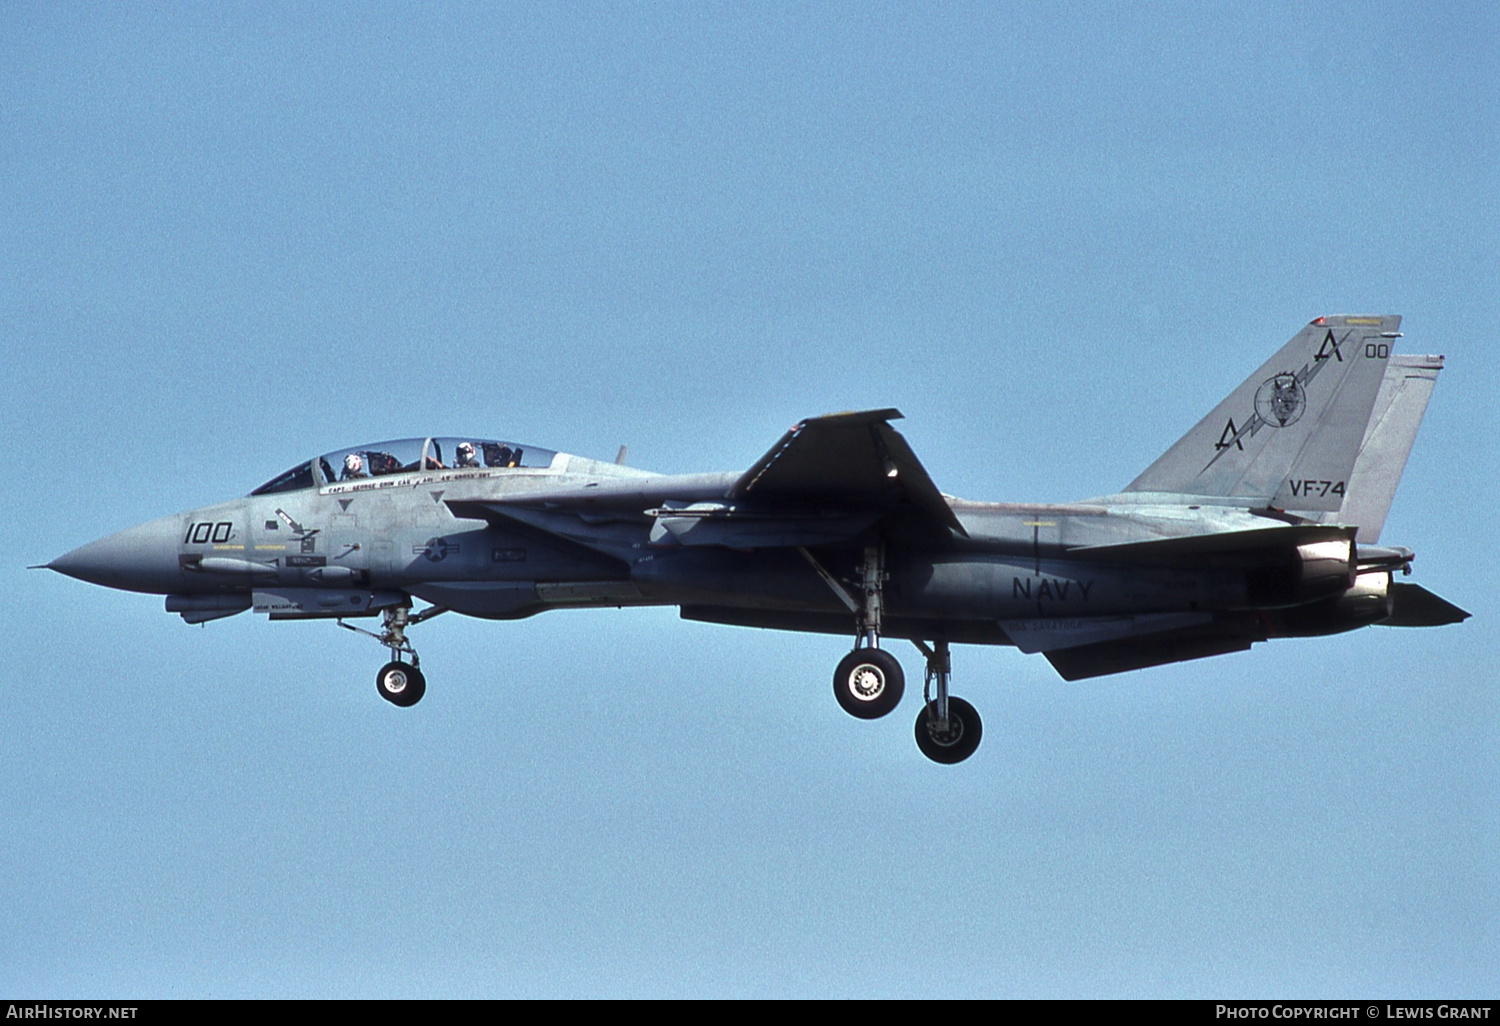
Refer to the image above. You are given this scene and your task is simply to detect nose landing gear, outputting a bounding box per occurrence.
[339,601,446,707]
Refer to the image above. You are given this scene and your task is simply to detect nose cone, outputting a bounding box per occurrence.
[48,515,185,594]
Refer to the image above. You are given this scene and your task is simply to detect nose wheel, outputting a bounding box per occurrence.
[376,661,426,707]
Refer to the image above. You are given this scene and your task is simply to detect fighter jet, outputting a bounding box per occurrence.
[44,316,1468,763]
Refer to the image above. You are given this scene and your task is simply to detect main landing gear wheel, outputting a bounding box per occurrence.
[376,661,426,707]
[914,696,982,764]
[833,648,905,719]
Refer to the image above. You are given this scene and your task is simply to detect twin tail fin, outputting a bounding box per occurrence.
[1124,316,1426,532]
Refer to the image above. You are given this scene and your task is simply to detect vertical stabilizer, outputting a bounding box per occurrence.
[1125,316,1399,511]
[1314,354,1443,542]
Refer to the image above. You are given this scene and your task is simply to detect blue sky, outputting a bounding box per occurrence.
[4,1,1496,997]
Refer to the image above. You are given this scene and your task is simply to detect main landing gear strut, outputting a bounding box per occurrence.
[911,639,982,765]
[804,543,984,763]
[807,543,905,719]
[834,544,906,718]
[338,602,447,708]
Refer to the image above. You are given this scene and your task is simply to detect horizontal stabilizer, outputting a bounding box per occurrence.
[1044,624,1262,681]
[1000,612,1212,654]
[731,409,966,537]
[1382,583,1470,627]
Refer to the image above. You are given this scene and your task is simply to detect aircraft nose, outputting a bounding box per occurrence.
[47,515,185,594]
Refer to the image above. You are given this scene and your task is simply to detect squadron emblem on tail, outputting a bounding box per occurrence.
[1255,373,1306,427]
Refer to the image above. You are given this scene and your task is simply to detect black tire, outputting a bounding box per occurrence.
[375,661,426,707]
[833,648,905,719]
[914,696,982,764]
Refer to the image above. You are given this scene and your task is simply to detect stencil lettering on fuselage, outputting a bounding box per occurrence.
[1013,577,1093,602]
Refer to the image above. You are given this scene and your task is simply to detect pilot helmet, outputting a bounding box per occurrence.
[344,453,364,473]
[457,441,475,456]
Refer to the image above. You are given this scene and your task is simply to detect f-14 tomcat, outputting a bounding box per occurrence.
[45,316,1468,763]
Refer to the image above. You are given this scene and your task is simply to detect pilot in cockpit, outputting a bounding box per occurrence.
[342,453,368,480]
[455,441,480,468]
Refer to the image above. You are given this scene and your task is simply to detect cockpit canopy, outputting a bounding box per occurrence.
[249,437,559,496]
